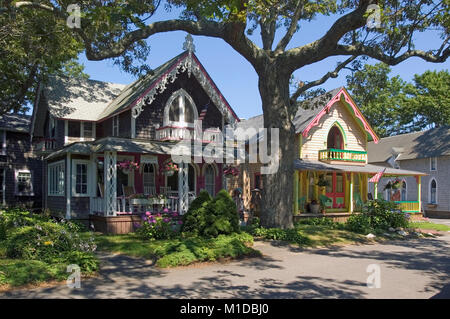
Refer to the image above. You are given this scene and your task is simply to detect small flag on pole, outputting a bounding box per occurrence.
[369,168,386,183]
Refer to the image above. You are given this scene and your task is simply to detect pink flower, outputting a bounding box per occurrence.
[145,211,151,216]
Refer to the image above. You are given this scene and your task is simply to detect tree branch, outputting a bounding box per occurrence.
[274,0,303,53]
[290,56,356,103]
[334,43,450,65]
[282,0,373,71]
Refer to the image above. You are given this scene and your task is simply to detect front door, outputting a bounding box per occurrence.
[325,172,346,208]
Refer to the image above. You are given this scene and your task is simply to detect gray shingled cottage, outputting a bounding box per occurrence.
[368,126,450,218]
[0,113,42,209]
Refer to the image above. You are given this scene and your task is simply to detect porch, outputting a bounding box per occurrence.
[293,159,426,217]
[46,137,223,227]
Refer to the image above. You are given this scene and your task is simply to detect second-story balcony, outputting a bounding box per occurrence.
[318,148,367,165]
[156,126,222,143]
[33,138,57,154]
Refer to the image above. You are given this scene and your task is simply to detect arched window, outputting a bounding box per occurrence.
[166,164,196,193]
[429,179,437,204]
[401,181,407,201]
[327,125,344,149]
[205,164,215,197]
[143,163,155,195]
[164,89,198,127]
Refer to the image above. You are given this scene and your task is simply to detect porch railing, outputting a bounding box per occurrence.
[394,201,420,213]
[90,197,104,215]
[318,149,367,164]
[156,126,193,141]
[33,138,56,153]
[143,186,156,195]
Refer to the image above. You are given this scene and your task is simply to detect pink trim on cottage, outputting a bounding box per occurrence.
[301,88,379,144]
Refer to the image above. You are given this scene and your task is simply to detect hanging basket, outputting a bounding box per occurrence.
[164,170,175,177]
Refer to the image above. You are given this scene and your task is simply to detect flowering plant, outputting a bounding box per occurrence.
[223,165,239,177]
[161,160,178,174]
[117,160,139,171]
[136,208,182,240]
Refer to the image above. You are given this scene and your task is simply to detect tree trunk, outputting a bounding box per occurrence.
[257,65,296,229]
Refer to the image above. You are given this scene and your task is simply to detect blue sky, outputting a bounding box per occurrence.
[78,6,449,120]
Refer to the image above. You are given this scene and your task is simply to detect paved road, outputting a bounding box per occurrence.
[428,218,450,227]
[2,233,449,299]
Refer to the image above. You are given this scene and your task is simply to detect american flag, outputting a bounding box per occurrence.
[198,103,209,121]
[369,168,386,183]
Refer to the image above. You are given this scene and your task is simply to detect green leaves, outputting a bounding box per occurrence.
[346,63,449,137]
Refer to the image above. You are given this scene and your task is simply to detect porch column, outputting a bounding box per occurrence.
[293,170,299,215]
[178,162,189,214]
[374,182,378,199]
[417,175,422,213]
[65,152,71,220]
[104,151,117,216]
[89,153,96,215]
[349,172,354,213]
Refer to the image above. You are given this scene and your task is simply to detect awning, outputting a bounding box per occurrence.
[294,159,427,176]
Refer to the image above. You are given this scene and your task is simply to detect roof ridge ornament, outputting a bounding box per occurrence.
[183,34,195,53]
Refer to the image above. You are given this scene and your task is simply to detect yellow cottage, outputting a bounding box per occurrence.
[233,87,426,220]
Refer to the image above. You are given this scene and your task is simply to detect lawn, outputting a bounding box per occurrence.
[95,232,260,268]
[408,222,450,232]
[295,224,377,247]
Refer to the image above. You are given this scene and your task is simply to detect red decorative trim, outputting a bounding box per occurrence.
[302,88,379,143]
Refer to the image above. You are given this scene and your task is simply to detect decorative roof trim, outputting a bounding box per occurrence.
[301,88,379,143]
[129,51,239,124]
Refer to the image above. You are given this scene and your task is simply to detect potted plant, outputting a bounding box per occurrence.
[161,160,178,176]
[117,160,139,174]
[317,174,330,188]
[310,199,321,214]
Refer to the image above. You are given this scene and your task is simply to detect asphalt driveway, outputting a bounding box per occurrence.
[1,233,449,299]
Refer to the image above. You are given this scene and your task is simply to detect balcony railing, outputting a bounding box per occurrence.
[156,126,222,143]
[33,138,56,153]
[394,201,420,213]
[318,148,367,164]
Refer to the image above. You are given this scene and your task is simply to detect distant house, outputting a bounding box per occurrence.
[230,87,427,220]
[0,113,42,209]
[30,36,240,233]
[368,126,450,218]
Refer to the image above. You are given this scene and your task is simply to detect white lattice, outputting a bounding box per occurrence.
[178,163,189,214]
[104,152,117,216]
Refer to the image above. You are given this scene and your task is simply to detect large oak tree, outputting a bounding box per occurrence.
[10,0,449,228]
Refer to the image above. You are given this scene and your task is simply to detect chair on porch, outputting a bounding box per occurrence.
[298,196,306,214]
[354,192,364,212]
[319,194,333,210]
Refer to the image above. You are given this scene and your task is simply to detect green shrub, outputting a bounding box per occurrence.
[346,214,372,234]
[155,233,255,268]
[181,190,212,234]
[182,190,239,238]
[295,217,337,227]
[249,226,311,245]
[346,199,409,234]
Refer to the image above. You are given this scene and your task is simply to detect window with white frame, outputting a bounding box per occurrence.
[15,170,33,196]
[163,89,198,127]
[0,130,5,155]
[401,181,407,201]
[48,161,65,196]
[429,179,437,204]
[143,163,155,195]
[430,157,437,171]
[112,116,119,136]
[49,116,56,138]
[72,160,89,196]
[83,122,94,139]
[205,164,215,197]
